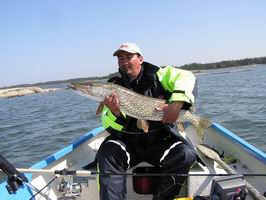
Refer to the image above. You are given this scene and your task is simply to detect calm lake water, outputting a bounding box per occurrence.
[0,64,265,168]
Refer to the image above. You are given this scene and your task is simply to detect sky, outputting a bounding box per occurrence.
[0,0,266,87]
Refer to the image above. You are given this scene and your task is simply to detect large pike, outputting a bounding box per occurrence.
[70,81,212,136]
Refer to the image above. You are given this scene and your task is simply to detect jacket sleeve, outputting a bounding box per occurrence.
[101,105,127,131]
[156,66,196,107]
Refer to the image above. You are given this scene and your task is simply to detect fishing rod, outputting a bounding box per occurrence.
[1,154,266,199]
[24,181,54,200]
[4,168,266,200]
[2,168,266,177]
[2,167,266,199]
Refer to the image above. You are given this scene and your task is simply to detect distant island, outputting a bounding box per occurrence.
[1,56,266,90]
[179,56,266,70]
[0,87,60,98]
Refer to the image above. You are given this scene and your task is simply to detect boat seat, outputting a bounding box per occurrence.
[130,160,211,197]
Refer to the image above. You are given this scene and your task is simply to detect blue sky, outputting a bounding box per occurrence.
[0,0,265,87]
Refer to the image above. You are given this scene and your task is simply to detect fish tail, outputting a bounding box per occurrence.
[183,111,212,139]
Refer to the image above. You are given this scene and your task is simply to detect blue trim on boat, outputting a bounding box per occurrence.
[0,183,34,200]
[31,126,104,169]
[212,123,266,164]
[0,126,105,200]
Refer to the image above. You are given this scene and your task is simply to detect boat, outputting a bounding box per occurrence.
[1,121,266,200]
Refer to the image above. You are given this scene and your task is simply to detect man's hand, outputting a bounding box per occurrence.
[158,101,184,123]
[103,92,121,117]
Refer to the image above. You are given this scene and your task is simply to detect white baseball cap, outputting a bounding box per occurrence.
[113,42,142,56]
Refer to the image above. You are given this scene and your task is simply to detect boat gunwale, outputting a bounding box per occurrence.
[31,126,105,170]
[26,123,266,199]
[211,123,266,164]
[0,127,105,200]
[29,123,266,169]
[1,124,266,199]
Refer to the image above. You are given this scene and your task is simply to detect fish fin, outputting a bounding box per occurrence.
[196,116,212,140]
[137,119,149,133]
[177,122,186,139]
[96,102,105,115]
[177,122,185,133]
[189,106,196,113]
[183,111,212,140]
[155,103,167,111]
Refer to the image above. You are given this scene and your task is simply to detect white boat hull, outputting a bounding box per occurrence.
[1,123,266,199]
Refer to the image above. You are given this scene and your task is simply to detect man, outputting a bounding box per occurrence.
[96,42,197,200]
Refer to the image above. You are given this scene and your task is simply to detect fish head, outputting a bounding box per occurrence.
[70,81,100,101]
[71,81,93,93]
[70,81,111,102]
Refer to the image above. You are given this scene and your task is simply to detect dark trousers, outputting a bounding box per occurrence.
[96,132,197,200]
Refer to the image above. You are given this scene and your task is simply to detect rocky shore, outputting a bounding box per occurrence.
[0,87,60,98]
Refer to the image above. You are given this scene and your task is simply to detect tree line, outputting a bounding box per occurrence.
[178,56,266,70]
[1,56,265,89]
[100,56,266,80]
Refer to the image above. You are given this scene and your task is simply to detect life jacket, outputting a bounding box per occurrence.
[107,62,176,133]
[109,62,170,100]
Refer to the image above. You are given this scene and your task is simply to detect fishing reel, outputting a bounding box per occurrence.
[6,174,24,194]
[0,154,28,194]
[57,177,82,197]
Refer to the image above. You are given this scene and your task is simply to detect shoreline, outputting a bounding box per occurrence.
[1,64,264,95]
[0,86,60,98]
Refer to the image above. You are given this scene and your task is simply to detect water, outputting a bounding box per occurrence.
[0,65,265,168]
[196,65,266,153]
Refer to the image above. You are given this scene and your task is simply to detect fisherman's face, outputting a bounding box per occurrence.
[116,51,143,79]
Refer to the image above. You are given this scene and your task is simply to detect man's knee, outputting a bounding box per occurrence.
[97,141,129,171]
[160,143,196,170]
